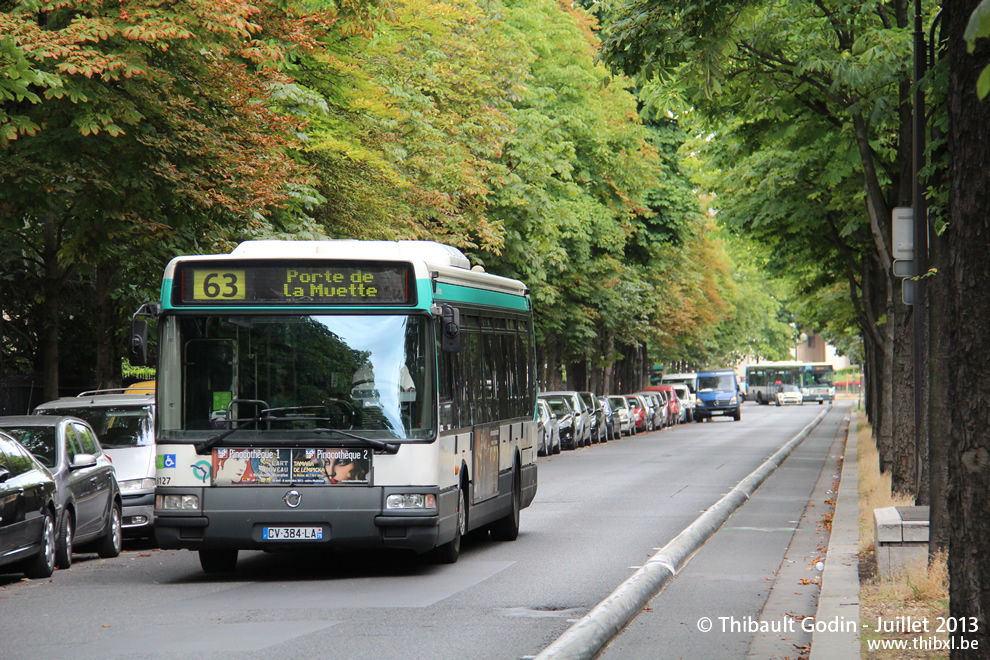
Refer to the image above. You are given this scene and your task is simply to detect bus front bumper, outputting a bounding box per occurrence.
[154,485,454,555]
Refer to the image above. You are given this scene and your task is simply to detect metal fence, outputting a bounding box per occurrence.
[0,373,43,415]
[0,374,95,415]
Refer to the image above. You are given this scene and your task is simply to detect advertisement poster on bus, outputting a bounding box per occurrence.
[212,448,283,485]
[211,447,371,485]
[293,448,371,485]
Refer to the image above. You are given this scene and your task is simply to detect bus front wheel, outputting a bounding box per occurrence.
[431,484,465,564]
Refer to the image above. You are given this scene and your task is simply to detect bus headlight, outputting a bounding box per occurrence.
[729,397,737,405]
[156,494,200,511]
[386,494,436,510]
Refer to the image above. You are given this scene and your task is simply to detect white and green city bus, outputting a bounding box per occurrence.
[131,240,538,572]
[744,361,836,405]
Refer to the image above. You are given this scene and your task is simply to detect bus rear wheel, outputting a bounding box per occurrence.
[490,465,520,542]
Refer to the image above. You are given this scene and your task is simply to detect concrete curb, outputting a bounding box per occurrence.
[810,412,861,659]
[533,406,832,660]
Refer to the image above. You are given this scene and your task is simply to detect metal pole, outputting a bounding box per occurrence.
[912,0,928,497]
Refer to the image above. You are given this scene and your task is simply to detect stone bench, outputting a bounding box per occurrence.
[873,505,929,577]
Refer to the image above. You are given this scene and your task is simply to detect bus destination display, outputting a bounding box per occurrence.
[175,261,413,305]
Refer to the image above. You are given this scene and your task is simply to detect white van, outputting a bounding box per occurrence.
[34,384,156,539]
[662,373,697,423]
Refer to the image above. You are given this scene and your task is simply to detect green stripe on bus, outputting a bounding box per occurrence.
[432,282,530,311]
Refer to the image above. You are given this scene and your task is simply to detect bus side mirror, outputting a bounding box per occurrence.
[129,303,160,366]
[130,319,149,366]
[440,304,461,353]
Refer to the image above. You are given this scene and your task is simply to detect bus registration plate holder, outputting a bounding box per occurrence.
[262,526,324,541]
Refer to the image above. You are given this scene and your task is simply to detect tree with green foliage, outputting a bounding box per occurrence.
[473,0,671,390]
[0,0,390,396]
[598,0,932,493]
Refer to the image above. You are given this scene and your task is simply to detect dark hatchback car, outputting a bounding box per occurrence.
[0,416,122,569]
[0,430,58,578]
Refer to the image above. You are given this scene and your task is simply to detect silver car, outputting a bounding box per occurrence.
[635,391,665,430]
[536,399,561,456]
[34,387,156,539]
[671,384,693,423]
[0,415,122,569]
[606,396,633,436]
[542,391,591,446]
[539,395,577,450]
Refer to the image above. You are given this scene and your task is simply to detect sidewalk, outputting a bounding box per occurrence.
[810,411,861,659]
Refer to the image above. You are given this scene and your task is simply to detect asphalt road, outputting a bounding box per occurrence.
[0,400,845,660]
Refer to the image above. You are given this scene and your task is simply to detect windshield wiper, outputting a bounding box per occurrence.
[195,410,274,454]
[195,406,316,454]
[194,407,400,455]
[312,428,399,454]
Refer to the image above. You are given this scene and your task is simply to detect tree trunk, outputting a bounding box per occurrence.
[927,227,950,553]
[945,1,990,652]
[890,298,916,494]
[94,262,120,389]
[41,210,61,401]
[601,334,615,394]
[567,360,587,391]
[537,334,564,391]
[616,343,637,394]
[876,278,895,476]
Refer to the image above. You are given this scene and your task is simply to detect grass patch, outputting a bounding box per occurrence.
[857,417,949,658]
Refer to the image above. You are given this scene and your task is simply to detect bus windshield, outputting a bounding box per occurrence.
[158,314,434,442]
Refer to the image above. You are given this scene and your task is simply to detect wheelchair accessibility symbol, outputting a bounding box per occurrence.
[156,454,177,469]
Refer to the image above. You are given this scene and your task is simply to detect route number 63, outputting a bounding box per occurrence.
[193,270,245,300]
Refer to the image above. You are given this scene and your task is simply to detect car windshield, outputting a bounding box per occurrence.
[664,378,696,394]
[782,385,800,392]
[1,426,56,468]
[542,398,570,415]
[158,314,434,442]
[36,406,153,449]
[607,396,626,409]
[697,374,735,391]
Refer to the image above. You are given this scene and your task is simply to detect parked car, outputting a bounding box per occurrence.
[542,391,591,446]
[578,392,605,443]
[650,385,681,427]
[34,386,156,538]
[776,384,804,406]
[624,395,649,434]
[598,397,620,441]
[536,399,561,456]
[636,391,666,430]
[606,396,634,436]
[0,416,122,569]
[0,431,58,579]
[539,395,576,450]
[671,384,693,423]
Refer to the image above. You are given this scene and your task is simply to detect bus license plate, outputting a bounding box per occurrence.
[262,526,323,541]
